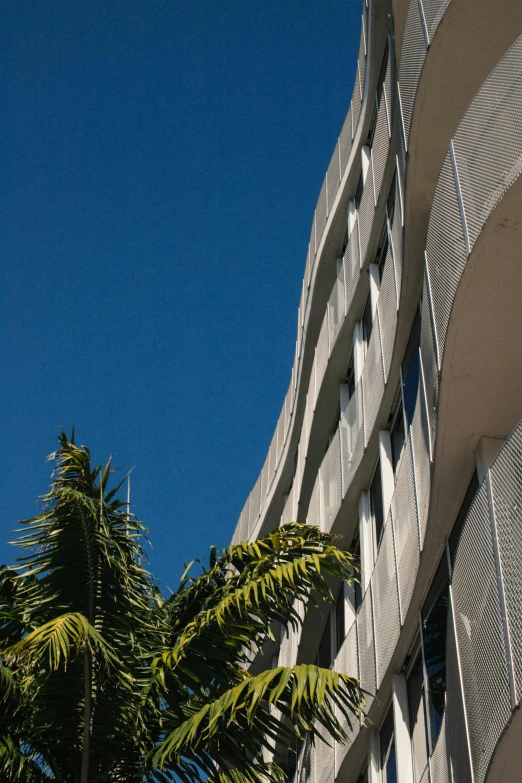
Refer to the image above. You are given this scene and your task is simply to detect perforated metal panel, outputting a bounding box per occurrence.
[390,177,403,302]
[453,38,522,250]
[341,383,365,496]
[281,483,296,526]
[420,283,439,449]
[307,473,321,528]
[276,411,285,467]
[451,484,511,783]
[326,141,342,215]
[392,438,420,621]
[315,317,330,407]
[398,0,427,145]
[344,222,361,314]
[300,737,313,783]
[357,584,376,709]
[446,597,473,783]
[489,423,522,701]
[335,621,360,771]
[361,320,385,445]
[352,83,361,138]
[371,100,390,199]
[372,511,401,686]
[357,27,366,102]
[410,391,431,548]
[260,458,268,504]
[430,705,452,783]
[249,474,261,537]
[328,268,345,352]
[422,0,451,44]
[319,429,342,532]
[357,171,376,264]
[425,154,468,359]
[383,36,393,133]
[316,179,328,249]
[377,247,397,382]
[315,735,335,783]
[339,106,353,177]
[239,496,250,543]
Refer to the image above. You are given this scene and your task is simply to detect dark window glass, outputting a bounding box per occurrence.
[370,460,384,551]
[380,706,397,783]
[376,228,389,281]
[317,614,332,669]
[355,173,364,209]
[387,171,397,227]
[341,229,349,258]
[366,102,378,148]
[449,471,479,564]
[335,586,345,655]
[389,388,405,475]
[408,654,429,782]
[421,557,450,747]
[362,294,373,346]
[402,308,421,427]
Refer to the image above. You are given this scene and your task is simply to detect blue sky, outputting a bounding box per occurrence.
[0,0,359,592]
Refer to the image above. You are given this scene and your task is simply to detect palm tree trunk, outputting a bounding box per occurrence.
[80,647,92,783]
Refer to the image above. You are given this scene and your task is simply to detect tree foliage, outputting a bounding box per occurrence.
[0,433,363,782]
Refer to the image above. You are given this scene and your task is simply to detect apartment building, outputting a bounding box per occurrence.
[231,0,522,781]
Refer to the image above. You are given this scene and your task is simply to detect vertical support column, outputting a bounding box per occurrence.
[392,674,415,783]
[359,491,374,595]
[361,145,371,186]
[354,321,366,447]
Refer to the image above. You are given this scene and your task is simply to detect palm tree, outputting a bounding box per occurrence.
[0,432,363,783]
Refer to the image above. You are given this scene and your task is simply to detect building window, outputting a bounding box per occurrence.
[375,220,389,281]
[355,763,368,783]
[362,293,373,347]
[345,353,356,401]
[449,470,479,564]
[351,528,363,610]
[401,307,421,428]
[421,556,450,748]
[388,386,406,475]
[380,705,397,783]
[407,651,430,782]
[370,459,384,555]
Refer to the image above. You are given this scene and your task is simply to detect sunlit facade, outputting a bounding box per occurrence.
[231,1,522,781]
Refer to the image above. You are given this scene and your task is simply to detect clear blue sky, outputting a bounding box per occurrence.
[0,0,359,592]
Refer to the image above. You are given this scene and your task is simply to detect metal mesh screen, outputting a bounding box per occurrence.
[420,282,439,449]
[357,28,366,102]
[390,175,403,301]
[267,430,278,488]
[361,320,385,446]
[489,422,522,701]
[446,597,473,783]
[335,621,360,771]
[281,483,296,526]
[314,735,335,783]
[430,705,452,783]
[276,410,285,467]
[453,38,522,250]
[326,141,342,215]
[239,497,250,543]
[316,179,328,249]
[341,383,365,496]
[319,429,342,532]
[392,438,420,622]
[451,483,512,783]
[300,737,313,783]
[377,247,398,382]
[357,584,376,709]
[410,391,431,548]
[383,35,393,133]
[248,474,261,537]
[422,0,451,44]
[398,0,427,145]
[425,154,468,358]
[260,458,268,504]
[372,510,401,686]
[328,268,345,352]
[352,82,361,138]
[315,317,330,408]
[371,100,390,199]
[339,106,353,177]
[307,473,321,528]
[344,222,361,313]
[357,170,376,264]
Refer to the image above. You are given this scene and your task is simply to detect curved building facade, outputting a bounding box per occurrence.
[230,1,522,781]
